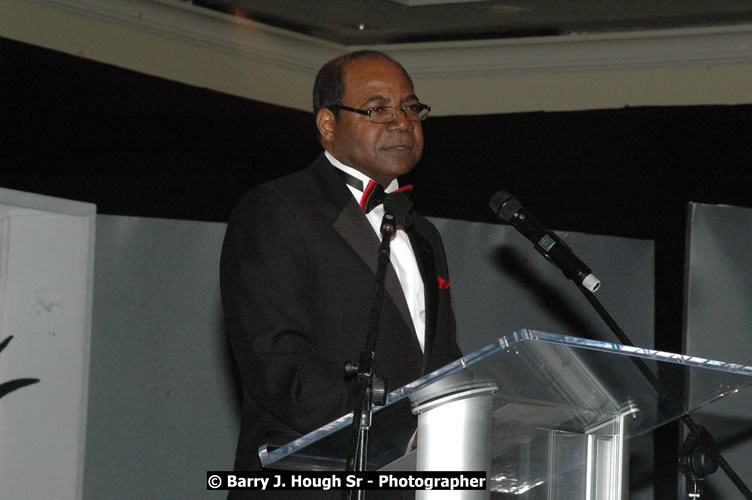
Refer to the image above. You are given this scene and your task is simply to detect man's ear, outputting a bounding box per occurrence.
[316,108,337,143]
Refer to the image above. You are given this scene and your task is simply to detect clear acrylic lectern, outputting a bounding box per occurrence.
[258,330,752,499]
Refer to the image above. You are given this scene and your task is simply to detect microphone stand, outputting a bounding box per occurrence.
[575,282,752,499]
[342,211,398,500]
[489,190,750,497]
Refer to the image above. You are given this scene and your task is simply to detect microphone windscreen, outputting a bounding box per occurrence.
[489,190,518,222]
[384,192,414,228]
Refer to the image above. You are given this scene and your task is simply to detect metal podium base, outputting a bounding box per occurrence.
[409,380,498,499]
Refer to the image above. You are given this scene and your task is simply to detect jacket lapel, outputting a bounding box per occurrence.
[311,155,418,341]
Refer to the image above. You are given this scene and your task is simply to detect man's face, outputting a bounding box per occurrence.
[325,56,424,187]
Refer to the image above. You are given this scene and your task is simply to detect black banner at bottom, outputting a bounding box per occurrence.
[207,471,486,491]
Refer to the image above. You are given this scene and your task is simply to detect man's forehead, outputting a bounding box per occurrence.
[343,57,416,101]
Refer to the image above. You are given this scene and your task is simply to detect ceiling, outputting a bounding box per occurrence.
[189,0,752,45]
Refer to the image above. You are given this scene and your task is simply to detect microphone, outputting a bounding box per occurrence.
[384,191,414,229]
[489,190,600,293]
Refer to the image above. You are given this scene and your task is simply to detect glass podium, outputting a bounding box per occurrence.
[258,330,752,499]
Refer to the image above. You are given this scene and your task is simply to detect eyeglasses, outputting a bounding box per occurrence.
[333,103,431,124]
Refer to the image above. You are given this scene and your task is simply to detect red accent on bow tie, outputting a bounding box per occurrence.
[437,276,451,289]
[359,180,377,211]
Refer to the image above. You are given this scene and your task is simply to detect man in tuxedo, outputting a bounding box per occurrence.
[220,50,462,496]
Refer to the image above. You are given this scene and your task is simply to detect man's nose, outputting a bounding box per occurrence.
[388,108,411,130]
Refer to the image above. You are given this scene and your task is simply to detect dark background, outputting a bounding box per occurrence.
[3,35,751,497]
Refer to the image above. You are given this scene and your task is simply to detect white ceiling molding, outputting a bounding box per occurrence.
[28,0,752,77]
[377,26,752,78]
[27,0,344,72]
[388,0,497,5]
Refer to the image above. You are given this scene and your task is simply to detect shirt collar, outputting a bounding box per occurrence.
[324,150,399,195]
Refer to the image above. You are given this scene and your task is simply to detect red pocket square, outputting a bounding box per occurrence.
[437,276,451,289]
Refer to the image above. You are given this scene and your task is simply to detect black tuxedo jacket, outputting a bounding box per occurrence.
[220,153,461,476]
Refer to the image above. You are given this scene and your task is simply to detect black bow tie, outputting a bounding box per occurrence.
[362,183,414,213]
[337,168,413,214]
